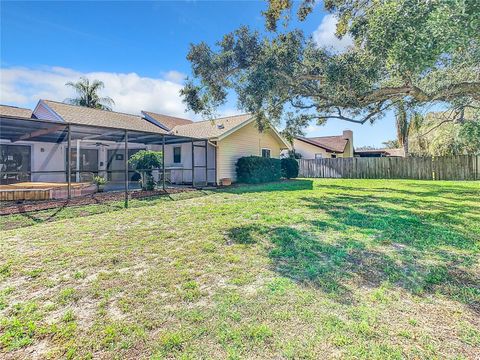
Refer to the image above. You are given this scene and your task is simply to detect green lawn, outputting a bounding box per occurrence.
[1,179,479,359]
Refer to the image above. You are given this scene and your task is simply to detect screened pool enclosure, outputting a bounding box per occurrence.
[0,114,216,207]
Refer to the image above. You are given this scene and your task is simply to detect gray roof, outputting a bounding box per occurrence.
[142,111,193,130]
[296,135,348,153]
[0,105,33,118]
[354,148,405,157]
[42,100,167,134]
[170,114,253,139]
[2,100,288,145]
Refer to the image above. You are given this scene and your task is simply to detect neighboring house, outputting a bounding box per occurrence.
[289,130,354,159]
[354,148,405,158]
[0,100,289,186]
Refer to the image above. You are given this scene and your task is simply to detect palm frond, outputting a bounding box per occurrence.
[64,98,82,106]
[64,77,114,111]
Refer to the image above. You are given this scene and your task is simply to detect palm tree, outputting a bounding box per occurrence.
[394,101,427,157]
[395,101,416,157]
[65,77,115,111]
[395,102,408,155]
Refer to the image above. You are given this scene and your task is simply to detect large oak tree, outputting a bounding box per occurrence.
[181,0,479,137]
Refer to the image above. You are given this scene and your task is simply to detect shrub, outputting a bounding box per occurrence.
[286,149,302,159]
[281,158,299,179]
[128,150,163,190]
[236,156,281,184]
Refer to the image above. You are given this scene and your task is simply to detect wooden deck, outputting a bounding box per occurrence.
[0,182,96,201]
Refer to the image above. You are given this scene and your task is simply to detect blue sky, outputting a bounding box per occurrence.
[0,1,396,147]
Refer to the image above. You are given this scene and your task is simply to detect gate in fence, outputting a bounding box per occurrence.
[298,155,480,180]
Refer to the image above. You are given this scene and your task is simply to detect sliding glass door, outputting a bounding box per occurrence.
[107,148,143,182]
[0,144,31,184]
[66,148,99,182]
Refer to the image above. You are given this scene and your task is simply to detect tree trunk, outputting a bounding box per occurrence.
[403,135,409,157]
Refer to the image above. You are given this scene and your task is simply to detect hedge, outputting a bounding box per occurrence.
[281,158,299,179]
[236,156,282,183]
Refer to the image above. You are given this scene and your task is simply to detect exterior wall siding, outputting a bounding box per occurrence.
[162,142,216,184]
[33,103,63,122]
[1,140,65,182]
[292,140,333,160]
[217,122,283,182]
[343,140,353,157]
[1,139,150,183]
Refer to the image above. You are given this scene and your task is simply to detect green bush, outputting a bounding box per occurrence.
[281,158,299,179]
[236,156,281,184]
[128,150,163,191]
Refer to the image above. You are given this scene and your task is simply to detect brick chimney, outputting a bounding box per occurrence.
[342,130,354,157]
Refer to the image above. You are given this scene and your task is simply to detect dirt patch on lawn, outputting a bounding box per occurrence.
[0,187,195,216]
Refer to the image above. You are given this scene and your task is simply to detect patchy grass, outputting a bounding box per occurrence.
[0,179,479,359]
[0,190,211,231]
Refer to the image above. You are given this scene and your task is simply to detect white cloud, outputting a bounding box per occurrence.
[163,70,186,83]
[312,14,353,52]
[0,66,194,118]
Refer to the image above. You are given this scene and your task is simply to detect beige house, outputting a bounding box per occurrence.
[291,130,354,159]
[1,100,289,187]
[143,111,290,183]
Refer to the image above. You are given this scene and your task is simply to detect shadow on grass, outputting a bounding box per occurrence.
[303,195,478,251]
[225,184,480,312]
[218,179,314,194]
[317,182,480,201]
[227,223,479,312]
[0,191,211,231]
[17,201,70,226]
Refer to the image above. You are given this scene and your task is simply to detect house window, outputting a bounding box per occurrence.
[315,153,323,159]
[331,154,337,158]
[173,146,181,163]
[261,148,271,158]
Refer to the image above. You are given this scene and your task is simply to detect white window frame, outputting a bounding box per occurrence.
[315,153,323,159]
[261,148,271,158]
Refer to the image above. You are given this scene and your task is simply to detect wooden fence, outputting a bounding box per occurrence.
[298,155,480,180]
